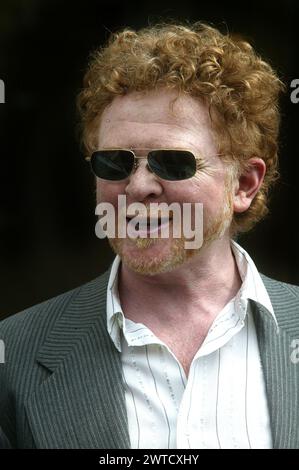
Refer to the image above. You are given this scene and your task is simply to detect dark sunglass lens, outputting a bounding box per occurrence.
[148,150,196,181]
[90,150,134,180]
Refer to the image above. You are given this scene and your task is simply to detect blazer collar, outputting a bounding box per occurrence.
[26,269,131,449]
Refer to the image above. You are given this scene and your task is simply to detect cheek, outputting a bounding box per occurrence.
[96,181,125,204]
[165,177,221,204]
[163,178,204,202]
[170,177,228,220]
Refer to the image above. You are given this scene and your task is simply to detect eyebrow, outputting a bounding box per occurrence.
[97,147,208,165]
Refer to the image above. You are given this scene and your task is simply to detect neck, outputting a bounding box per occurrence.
[118,237,242,325]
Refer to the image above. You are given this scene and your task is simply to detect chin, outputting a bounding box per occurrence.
[108,236,198,275]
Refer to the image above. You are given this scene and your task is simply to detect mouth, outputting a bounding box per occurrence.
[126,215,172,235]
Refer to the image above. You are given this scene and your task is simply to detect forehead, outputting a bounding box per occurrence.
[97,89,217,153]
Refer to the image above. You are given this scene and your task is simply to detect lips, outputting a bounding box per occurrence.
[126,215,172,235]
[126,216,172,226]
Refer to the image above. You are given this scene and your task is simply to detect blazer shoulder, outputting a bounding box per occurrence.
[0,269,110,348]
[0,283,80,342]
[260,273,299,301]
[260,274,299,330]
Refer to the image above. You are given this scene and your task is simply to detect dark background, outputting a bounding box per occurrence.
[0,0,298,319]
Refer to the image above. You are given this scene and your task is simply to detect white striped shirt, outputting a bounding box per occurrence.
[106,241,278,449]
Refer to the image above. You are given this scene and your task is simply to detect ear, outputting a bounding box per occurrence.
[233,157,266,213]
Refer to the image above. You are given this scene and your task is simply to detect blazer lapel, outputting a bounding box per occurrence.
[25,270,130,449]
[253,276,299,449]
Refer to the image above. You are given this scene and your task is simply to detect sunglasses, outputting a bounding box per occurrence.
[87,148,208,182]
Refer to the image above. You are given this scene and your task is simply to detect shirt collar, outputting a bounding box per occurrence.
[106,241,278,351]
[230,240,277,328]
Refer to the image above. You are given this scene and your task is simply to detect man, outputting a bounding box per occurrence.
[0,22,298,449]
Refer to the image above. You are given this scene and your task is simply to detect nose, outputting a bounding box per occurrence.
[125,158,163,202]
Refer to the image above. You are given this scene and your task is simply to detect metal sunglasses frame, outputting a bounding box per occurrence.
[85,148,221,181]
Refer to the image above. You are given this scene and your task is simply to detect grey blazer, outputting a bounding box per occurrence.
[0,268,299,449]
